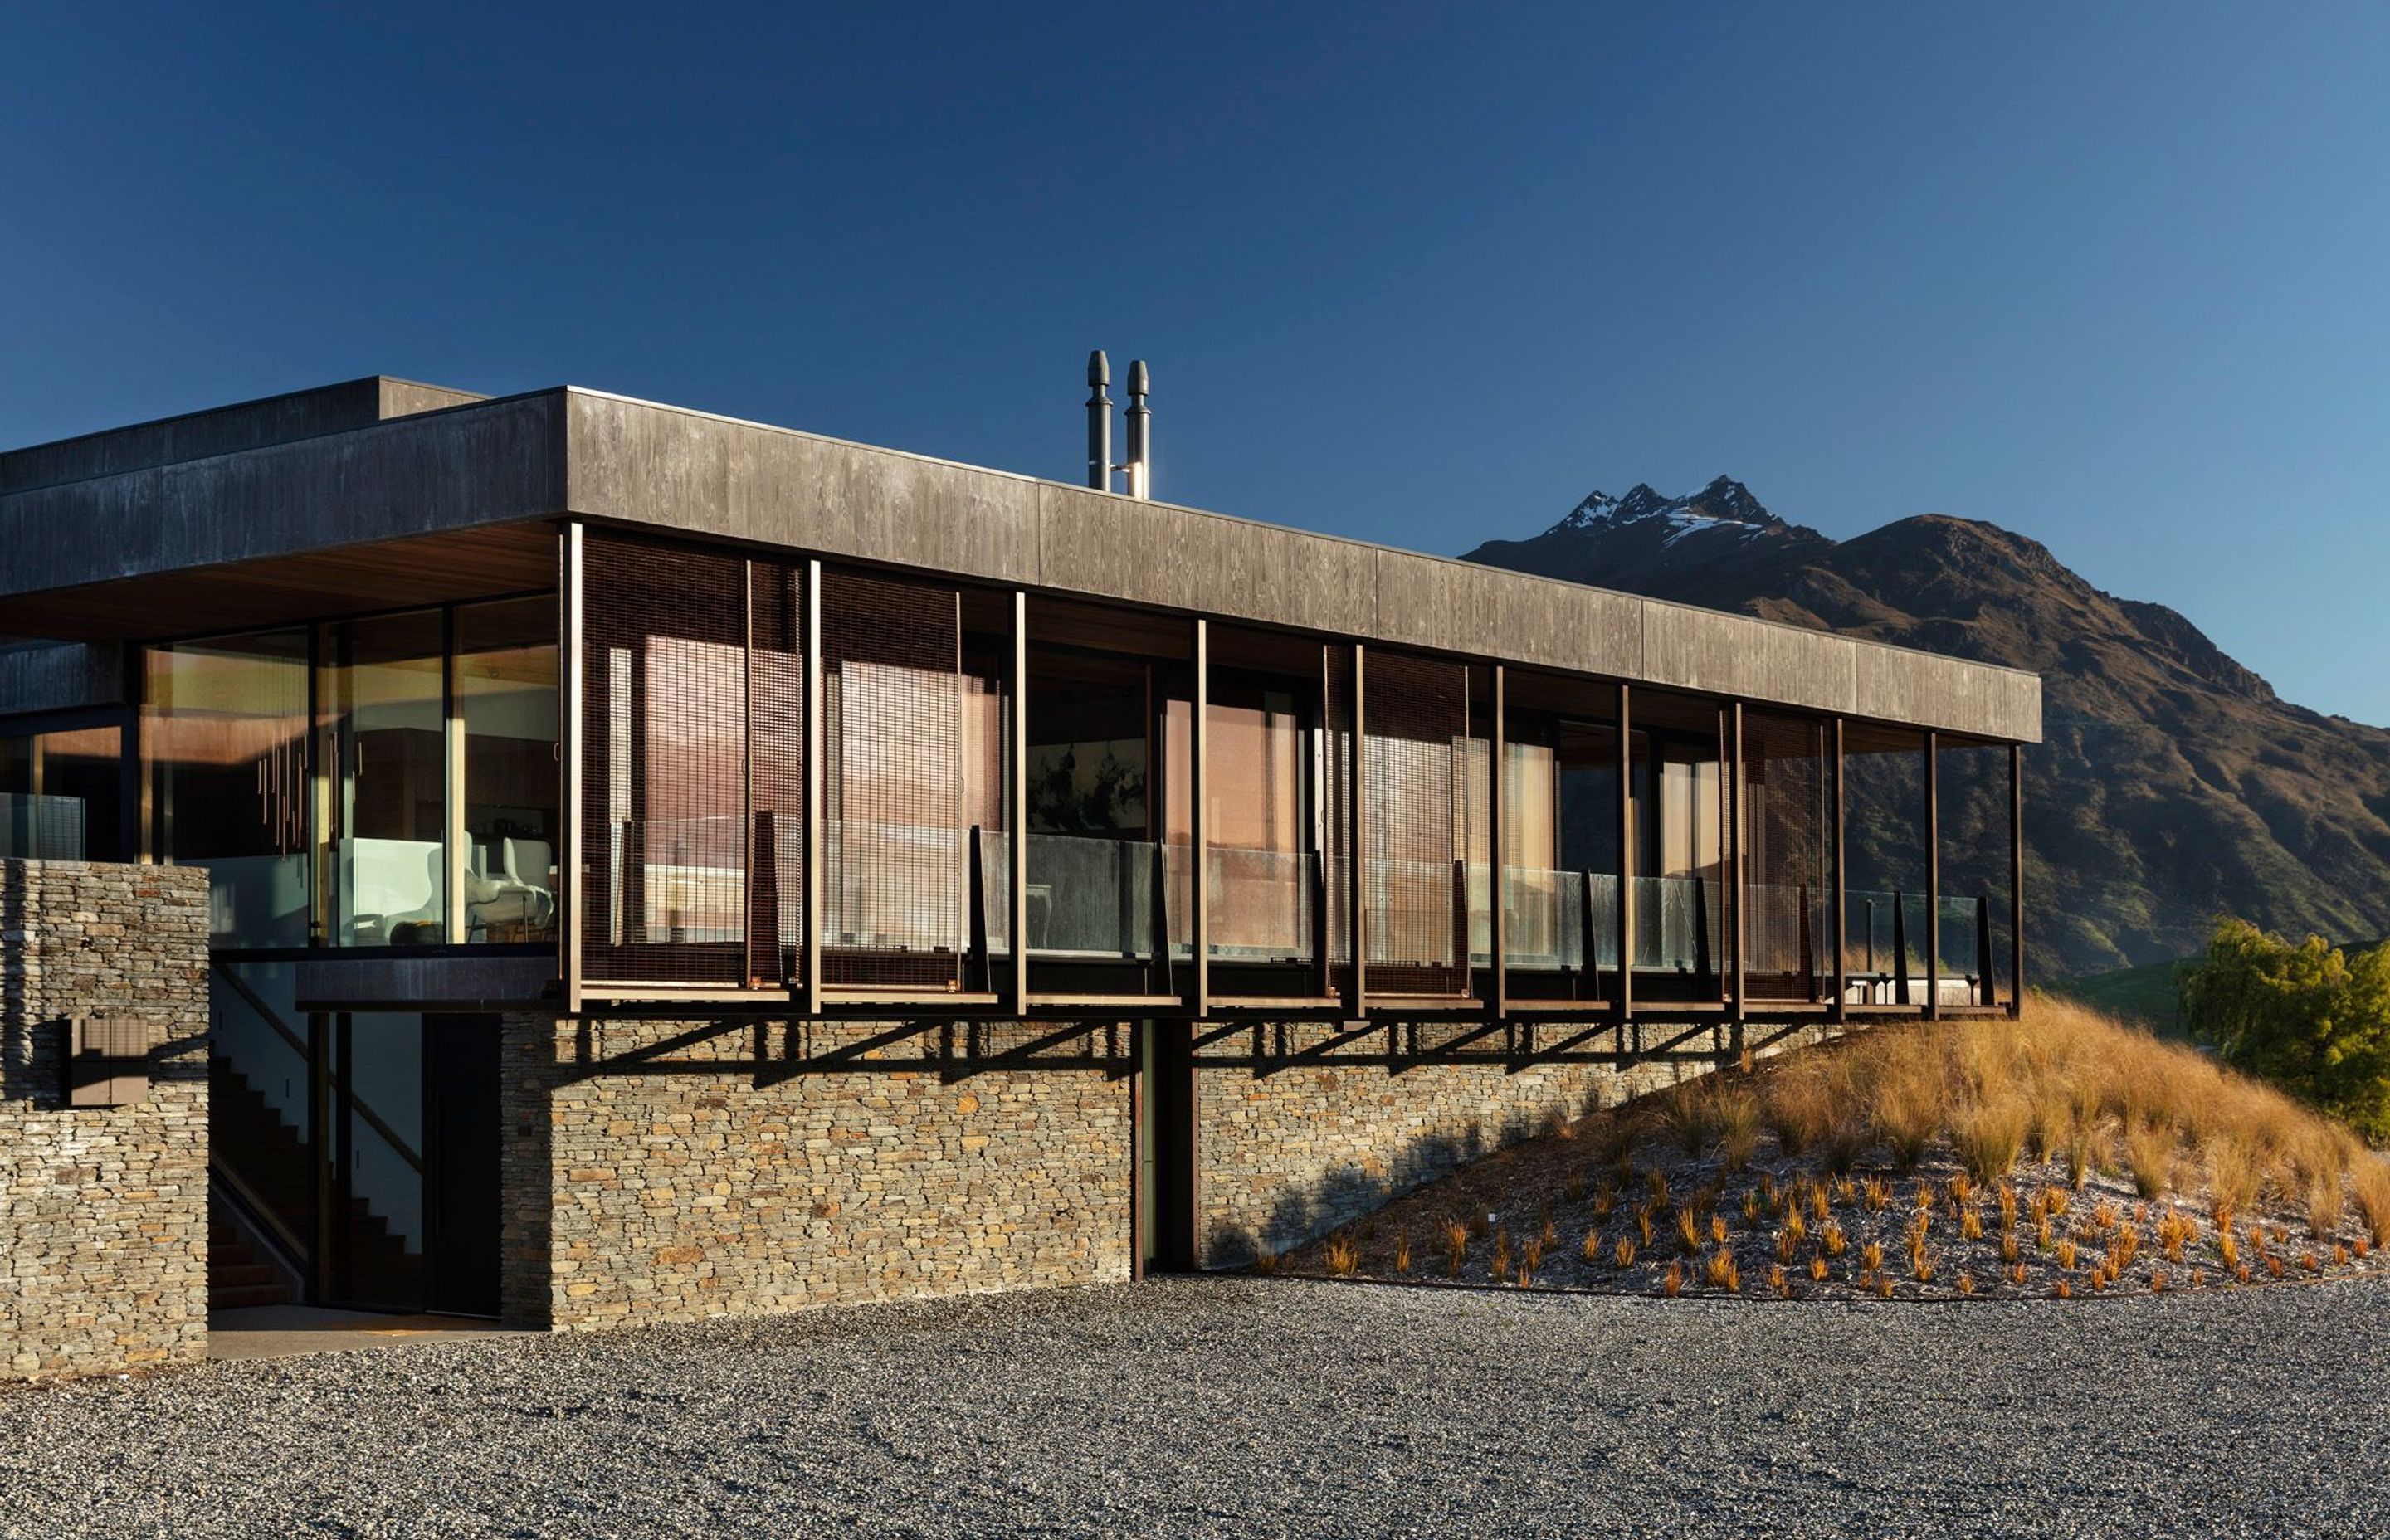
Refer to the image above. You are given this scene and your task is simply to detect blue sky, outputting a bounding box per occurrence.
[7,4,2390,721]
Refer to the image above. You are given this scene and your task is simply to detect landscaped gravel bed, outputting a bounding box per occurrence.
[3,1277,2386,1538]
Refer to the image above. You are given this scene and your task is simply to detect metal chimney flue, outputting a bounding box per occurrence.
[1085,350,1112,491]
[1124,359,1151,500]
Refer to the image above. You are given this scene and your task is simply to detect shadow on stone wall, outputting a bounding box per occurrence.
[1196,1017,1838,1267]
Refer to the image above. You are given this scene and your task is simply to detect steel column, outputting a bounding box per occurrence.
[1831,716,1846,1023]
[1924,729,1940,1021]
[801,559,825,1016]
[442,603,466,944]
[560,523,584,1014]
[1729,701,1746,1017]
[1488,665,1507,1019]
[1010,592,1031,1012]
[1615,681,1632,1022]
[2009,742,2025,1018]
[1345,642,1368,1021]
[1190,618,1210,1016]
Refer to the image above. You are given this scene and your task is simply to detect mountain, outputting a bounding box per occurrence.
[1462,480,2390,977]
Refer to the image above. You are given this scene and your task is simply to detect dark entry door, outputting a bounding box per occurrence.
[423,1015,501,1317]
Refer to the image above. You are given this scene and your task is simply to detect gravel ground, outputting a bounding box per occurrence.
[3,1277,2387,1538]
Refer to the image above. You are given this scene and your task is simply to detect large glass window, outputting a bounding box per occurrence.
[1844,724,1931,1005]
[319,612,448,946]
[1632,692,1726,1001]
[1500,673,1620,998]
[1936,737,2017,1009]
[147,630,312,948]
[1026,648,1161,963]
[0,724,125,861]
[456,598,559,943]
[1742,712,1832,1002]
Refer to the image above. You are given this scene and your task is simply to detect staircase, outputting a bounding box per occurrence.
[208,1203,295,1309]
[209,1055,424,1311]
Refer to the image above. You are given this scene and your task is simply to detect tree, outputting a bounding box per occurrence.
[2179,919,2390,1143]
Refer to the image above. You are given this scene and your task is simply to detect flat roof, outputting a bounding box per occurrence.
[0,379,2040,743]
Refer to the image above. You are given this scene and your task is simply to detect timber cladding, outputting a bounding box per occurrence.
[0,860,209,1378]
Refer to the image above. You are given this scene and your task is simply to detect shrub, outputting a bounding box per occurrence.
[1661,1080,1715,1157]
[2353,1159,2390,1245]
[2180,919,2390,1143]
[1955,1098,2032,1187]
[1323,1231,1360,1278]
[2124,1122,2177,1200]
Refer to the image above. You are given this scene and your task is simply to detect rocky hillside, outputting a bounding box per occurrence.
[1463,480,2390,976]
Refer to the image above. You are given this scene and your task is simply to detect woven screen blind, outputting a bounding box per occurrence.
[1364,650,1472,997]
[822,568,967,991]
[581,532,749,984]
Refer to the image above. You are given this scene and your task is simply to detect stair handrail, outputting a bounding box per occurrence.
[211,961,426,1177]
[206,1160,311,1284]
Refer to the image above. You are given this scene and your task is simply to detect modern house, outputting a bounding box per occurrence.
[0,373,2036,1359]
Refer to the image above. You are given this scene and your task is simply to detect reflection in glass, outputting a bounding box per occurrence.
[0,724,124,860]
[319,612,447,946]
[147,631,312,948]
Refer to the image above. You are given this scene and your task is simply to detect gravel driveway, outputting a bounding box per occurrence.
[3,1277,2385,1538]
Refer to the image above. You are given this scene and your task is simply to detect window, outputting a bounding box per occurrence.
[0,724,125,861]
[147,630,312,948]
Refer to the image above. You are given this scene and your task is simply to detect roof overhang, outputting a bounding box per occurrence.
[0,384,2041,743]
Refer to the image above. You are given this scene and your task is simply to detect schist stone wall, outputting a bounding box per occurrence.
[1193,1020,1841,1265]
[500,1016,1136,1331]
[499,1007,1808,1332]
[0,860,209,1378]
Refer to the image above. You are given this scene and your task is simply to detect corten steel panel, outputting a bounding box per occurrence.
[0,375,484,494]
[1641,601,1860,717]
[1371,550,1644,679]
[0,391,563,602]
[0,642,123,715]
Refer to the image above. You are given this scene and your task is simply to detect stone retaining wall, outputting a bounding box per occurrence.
[501,1016,1134,1331]
[0,860,209,1377]
[499,1011,1836,1330]
[1194,1020,1832,1265]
